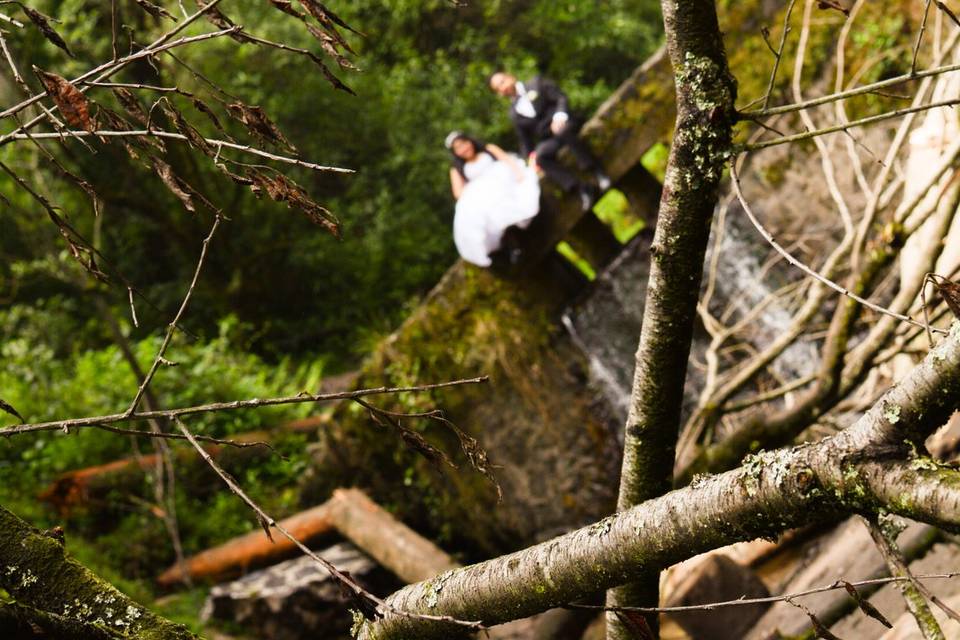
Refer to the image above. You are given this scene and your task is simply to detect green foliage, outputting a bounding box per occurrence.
[1,0,664,366]
[0,305,321,580]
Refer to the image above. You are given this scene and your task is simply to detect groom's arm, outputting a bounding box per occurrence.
[539,77,569,117]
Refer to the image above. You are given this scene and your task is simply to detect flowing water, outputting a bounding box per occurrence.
[563,204,818,431]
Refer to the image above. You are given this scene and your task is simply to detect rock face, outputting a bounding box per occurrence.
[563,196,819,430]
[201,543,393,640]
[666,554,771,640]
[745,518,936,640]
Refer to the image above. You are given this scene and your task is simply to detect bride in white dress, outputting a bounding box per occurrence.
[446,131,541,267]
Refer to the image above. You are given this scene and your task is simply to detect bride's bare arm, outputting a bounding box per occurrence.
[486,144,524,181]
[450,167,466,200]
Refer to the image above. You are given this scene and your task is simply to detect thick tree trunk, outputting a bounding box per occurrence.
[356,326,960,639]
[607,0,737,634]
[0,602,124,640]
[0,505,197,639]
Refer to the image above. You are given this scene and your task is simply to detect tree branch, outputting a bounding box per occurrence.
[608,0,738,633]
[356,323,960,639]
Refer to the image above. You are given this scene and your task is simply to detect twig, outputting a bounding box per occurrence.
[867,517,947,640]
[1,129,353,173]
[565,572,960,614]
[724,374,816,412]
[744,97,960,151]
[90,423,276,450]
[742,60,960,118]
[761,0,798,110]
[0,377,489,435]
[913,0,934,76]
[172,416,484,631]
[730,162,947,335]
[0,0,227,122]
[127,215,222,415]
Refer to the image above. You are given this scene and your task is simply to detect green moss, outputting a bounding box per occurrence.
[0,505,195,639]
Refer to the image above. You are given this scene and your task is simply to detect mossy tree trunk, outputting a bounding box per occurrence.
[0,504,196,640]
[607,1,737,635]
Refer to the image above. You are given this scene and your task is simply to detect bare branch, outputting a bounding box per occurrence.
[127,215,222,415]
[731,161,946,335]
[0,377,489,436]
[1,129,353,173]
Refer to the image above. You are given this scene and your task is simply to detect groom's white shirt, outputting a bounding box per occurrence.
[514,81,568,125]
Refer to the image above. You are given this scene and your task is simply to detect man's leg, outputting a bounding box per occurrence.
[536,136,596,212]
[535,137,579,192]
[556,125,611,191]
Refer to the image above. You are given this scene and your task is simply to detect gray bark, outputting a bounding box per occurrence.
[356,326,960,640]
[608,0,737,634]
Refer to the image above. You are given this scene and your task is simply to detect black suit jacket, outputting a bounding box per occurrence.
[509,76,573,157]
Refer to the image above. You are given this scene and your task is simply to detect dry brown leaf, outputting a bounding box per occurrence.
[21,6,73,57]
[195,3,253,43]
[191,97,233,140]
[0,398,25,424]
[817,0,850,15]
[226,102,295,151]
[842,581,893,628]
[248,170,340,236]
[160,99,215,156]
[152,159,196,212]
[299,0,362,36]
[35,69,94,131]
[269,0,305,18]
[134,0,176,21]
[936,278,960,320]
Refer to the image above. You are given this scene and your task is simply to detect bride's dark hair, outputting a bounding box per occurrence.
[445,132,490,179]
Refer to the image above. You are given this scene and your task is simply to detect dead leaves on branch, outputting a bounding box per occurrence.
[133,0,177,22]
[248,171,340,236]
[159,98,216,157]
[226,102,295,152]
[100,91,341,232]
[355,398,502,500]
[269,0,360,69]
[34,69,94,131]
[19,5,73,57]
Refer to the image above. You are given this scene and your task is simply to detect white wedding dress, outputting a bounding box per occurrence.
[453,153,541,267]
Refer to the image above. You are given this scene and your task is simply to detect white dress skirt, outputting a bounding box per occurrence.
[453,153,541,267]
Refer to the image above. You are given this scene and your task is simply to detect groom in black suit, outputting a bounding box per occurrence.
[489,71,610,212]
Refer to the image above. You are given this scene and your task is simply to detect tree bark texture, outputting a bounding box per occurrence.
[608,0,737,634]
[0,505,196,639]
[357,324,960,640]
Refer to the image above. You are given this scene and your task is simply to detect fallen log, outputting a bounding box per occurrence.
[38,419,318,515]
[157,488,457,587]
[326,488,457,583]
[157,499,339,586]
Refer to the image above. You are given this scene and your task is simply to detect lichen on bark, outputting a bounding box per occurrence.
[0,504,196,639]
[607,1,737,635]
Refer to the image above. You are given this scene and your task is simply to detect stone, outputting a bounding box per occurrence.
[201,543,393,640]
[744,518,937,640]
[666,554,770,640]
